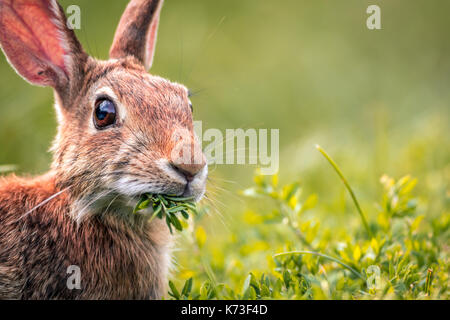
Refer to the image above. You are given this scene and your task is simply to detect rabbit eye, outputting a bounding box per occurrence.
[94,99,116,129]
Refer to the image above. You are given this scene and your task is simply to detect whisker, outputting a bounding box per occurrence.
[19,170,130,220]
[74,190,114,224]
[202,194,231,232]
[185,16,226,82]
[20,186,71,220]
[208,176,237,184]
[100,193,122,218]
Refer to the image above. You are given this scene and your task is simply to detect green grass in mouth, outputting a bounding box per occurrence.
[133,194,198,234]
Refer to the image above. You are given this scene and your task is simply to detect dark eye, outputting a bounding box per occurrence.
[94,99,116,129]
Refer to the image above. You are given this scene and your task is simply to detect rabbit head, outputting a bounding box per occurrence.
[0,0,207,221]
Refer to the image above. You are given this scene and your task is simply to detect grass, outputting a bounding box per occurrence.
[273,250,365,280]
[168,146,449,300]
[315,145,372,238]
[133,194,198,234]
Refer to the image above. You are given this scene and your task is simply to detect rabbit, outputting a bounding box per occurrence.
[0,0,207,299]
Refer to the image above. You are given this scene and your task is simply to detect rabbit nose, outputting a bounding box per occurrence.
[169,133,206,180]
[170,161,206,181]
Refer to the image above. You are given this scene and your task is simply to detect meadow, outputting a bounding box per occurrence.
[0,0,448,299]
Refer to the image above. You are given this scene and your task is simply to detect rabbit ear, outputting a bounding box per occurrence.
[0,0,86,90]
[110,0,163,70]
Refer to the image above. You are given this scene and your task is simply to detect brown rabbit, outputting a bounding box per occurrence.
[0,0,207,299]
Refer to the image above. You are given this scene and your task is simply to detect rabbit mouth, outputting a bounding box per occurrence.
[106,174,206,210]
[110,159,208,202]
[68,171,206,223]
[67,158,208,223]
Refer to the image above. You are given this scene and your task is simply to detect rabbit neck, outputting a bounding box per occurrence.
[49,166,140,224]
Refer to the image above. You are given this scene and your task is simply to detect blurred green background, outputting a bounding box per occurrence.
[0,0,449,227]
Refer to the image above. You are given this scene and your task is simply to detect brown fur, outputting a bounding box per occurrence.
[0,0,206,299]
[110,0,162,69]
[0,173,170,299]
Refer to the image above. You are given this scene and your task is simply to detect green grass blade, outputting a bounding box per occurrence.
[148,203,162,223]
[274,250,365,280]
[316,145,372,238]
[425,268,433,296]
